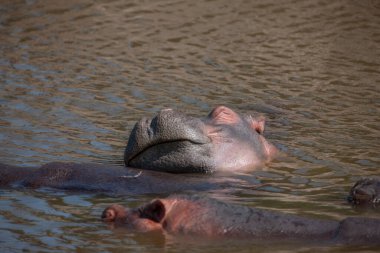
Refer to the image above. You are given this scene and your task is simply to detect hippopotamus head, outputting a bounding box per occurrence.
[124,106,277,173]
[347,178,380,206]
[102,195,246,236]
[101,202,164,232]
[102,196,218,235]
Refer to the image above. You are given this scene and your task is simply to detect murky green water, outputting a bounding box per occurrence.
[0,0,379,252]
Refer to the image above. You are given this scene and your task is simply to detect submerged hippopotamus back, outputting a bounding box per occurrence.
[124,106,277,173]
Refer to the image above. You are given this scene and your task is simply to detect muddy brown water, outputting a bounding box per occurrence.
[0,0,379,252]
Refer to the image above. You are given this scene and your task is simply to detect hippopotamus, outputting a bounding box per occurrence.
[124,106,277,173]
[347,177,380,206]
[102,195,380,245]
[0,106,277,193]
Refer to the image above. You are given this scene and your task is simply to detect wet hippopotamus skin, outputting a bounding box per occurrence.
[0,106,276,193]
[347,177,380,206]
[0,162,234,195]
[102,195,380,245]
[124,106,277,173]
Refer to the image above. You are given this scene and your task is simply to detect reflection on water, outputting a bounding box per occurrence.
[0,0,379,252]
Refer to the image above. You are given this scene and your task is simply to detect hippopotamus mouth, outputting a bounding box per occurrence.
[124,109,213,173]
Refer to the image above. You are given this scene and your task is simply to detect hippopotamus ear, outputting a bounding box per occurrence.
[209,106,240,124]
[140,200,166,223]
[250,116,265,134]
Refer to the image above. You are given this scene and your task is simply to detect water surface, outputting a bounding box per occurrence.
[0,0,379,252]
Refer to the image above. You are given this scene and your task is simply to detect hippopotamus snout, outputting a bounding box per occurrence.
[124,108,214,173]
[124,106,277,173]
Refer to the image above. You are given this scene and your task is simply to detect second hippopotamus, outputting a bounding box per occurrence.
[124,106,277,173]
[102,195,380,245]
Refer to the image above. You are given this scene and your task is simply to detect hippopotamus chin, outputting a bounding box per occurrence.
[102,195,380,244]
[124,106,277,173]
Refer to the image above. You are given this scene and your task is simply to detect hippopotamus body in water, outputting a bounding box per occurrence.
[124,106,277,173]
[0,162,235,195]
[102,195,380,245]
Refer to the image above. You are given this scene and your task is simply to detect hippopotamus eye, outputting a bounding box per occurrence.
[248,115,265,135]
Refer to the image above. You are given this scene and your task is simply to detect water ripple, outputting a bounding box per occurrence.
[0,0,379,252]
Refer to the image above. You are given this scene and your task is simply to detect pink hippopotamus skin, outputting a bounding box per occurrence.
[124,105,278,173]
[102,195,380,245]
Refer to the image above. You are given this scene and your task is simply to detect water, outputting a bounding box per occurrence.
[0,0,379,252]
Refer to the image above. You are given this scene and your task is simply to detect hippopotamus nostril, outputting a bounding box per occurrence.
[102,208,116,222]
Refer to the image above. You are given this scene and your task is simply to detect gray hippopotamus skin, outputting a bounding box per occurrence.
[124,106,277,173]
[102,195,380,245]
[0,162,229,195]
[347,177,380,206]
